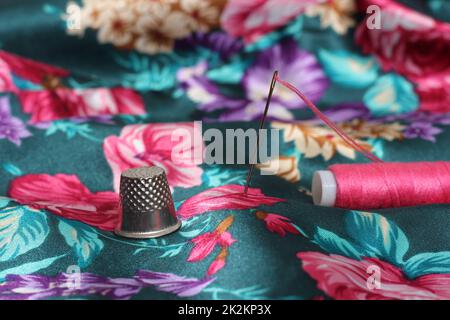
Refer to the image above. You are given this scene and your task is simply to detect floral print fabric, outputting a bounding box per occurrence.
[0,0,450,300]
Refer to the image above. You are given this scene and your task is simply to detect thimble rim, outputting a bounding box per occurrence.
[121,166,165,179]
[114,220,181,239]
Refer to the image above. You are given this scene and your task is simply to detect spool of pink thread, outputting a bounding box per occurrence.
[312,162,450,209]
[275,75,450,210]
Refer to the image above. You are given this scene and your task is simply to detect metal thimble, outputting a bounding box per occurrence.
[115,166,181,239]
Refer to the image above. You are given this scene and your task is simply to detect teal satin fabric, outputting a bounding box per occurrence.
[0,0,450,300]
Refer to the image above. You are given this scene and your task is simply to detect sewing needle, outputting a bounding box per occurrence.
[244,70,278,195]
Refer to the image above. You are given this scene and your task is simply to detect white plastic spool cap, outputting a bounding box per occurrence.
[312,170,337,207]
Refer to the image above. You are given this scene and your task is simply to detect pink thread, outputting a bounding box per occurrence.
[330,162,450,209]
[275,76,382,163]
[275,75,450,209]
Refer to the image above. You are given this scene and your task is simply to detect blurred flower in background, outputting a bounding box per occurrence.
[69,0,226,54]
[220,0,319,44]
[305,0,356,35]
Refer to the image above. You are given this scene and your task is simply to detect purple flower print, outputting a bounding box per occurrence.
[220,40,328,121]
[243,39,328,111]
[177,62,245,113]
[0,270,214,300]
[0,96,31,145]
[403,122,442,142]
[0,274,57,300]
[136,271,215,297]
[178,40,329,121]
[70,115,115,124]
[0,273,141,300]
[217,100,295,121]
[177,32,244,60]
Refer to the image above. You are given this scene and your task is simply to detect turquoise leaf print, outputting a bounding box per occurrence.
[178,215,212,238]
[363,74,419,116]
[207,56,252,85]
[204,285,270,300]
[203,167,246,188]
[245,16,304,53]
[58,219,104,268]
[0,197,10,208]
[122,59,177,91]
[12,75,42,90]
[404,252,450,279]
[44,121,100,142]
[313,211,450,281]
[345,211,409,265]
[366,138,384,159]
[0,206,49,261]
[2,163,22,176]
[318,50,379,88]
[114,50,216,91]
[313,227,362,260]
[0,255,65,281]
[158,243,185,258]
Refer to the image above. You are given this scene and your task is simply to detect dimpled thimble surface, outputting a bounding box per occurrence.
[115,166,181,239]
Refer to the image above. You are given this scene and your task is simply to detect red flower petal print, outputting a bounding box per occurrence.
[178,184,285,219]
[0,57,17,92]
[207,248,228,276]
[19,87,145,124]
[221,0,318,43]
[208,258,226,276]
[103,122,203,192]
[19,90,82,123]
[217,231,236,247]
[298,252,450,300]
[187,216,235,262]
[0,50,69,84]
[415,76,450,113]
[187,216,236,276]
[0,50,146,122]
[188,232,221,262]
[356,0,449,80]
[255,211,300,237]
[8,174,119,231]
[77,87,146,117]
[356,0,450,112]
[414,274,450,299]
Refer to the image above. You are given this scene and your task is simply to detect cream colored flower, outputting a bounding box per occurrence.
[97,6,136,47]
[293,125,360,160]
[81,0,118,29]
[305,0,356,35]
[180,0,220,32]
[257,156,301,183]
[68,0,204,54]
[368,122,405,141]
[131,0,171,18]
[134,7,192,54]
[272,122,372,161]
[339,120,405,141]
